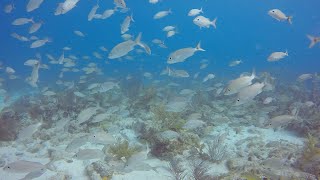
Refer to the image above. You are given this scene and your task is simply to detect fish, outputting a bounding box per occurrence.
[11,33,30,42]
[76,106,99,125]
[168,67,190,78]
[267,50,288,62]
[4,3,15,13]
[268,114,299,129]
[167,30,176,38]
[149,0,159,4]
[74,149,105,160]
[43,91,56,96]
[268,9,292,24]
[3,160,45,173]
[26,61,40,87]
[12,18,33,25]
[19,168,46,180]
[167,42,205,64]
[108,33,145,59]
[193,16,217,29]
[121,15,134,34]
[203,74,215,83]
[74,30,85,37]
[101,9,115,19]
[88,4,99,21]
[29,21,42,34]
[153,9,172,19]
[297,73,313,82]
[26,0,44,12]
[54,3,64,15]
[163,25,175,32]
[224,70,256,95]
[235,82,265,105]
[200,63,208,69]
[5,67,15,74]
[30,38,50,48]
[60,0,79,15]
[229,60,242,67]
[306,35,320,48]
[188,8,203,16]
[114,0,127,9]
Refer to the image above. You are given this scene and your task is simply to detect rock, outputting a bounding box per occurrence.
[0,110,19,141]
[156,130,180,142]
[86,161,113,179]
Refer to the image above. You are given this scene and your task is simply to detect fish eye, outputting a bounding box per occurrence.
[169,57,172,59]
[237,99,240,101]
[6,166,10,169]
[93,135,96,138]
[197,19,200,21]
[269,123,272,126]
[272,10,275,12]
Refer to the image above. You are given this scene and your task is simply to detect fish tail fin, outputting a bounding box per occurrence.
[251,68,256,79]
[130,13,135,22]
[211,17,217,29]
[196,41,205,51]
[135,32,142,45]
[287,16,293,24]
[285,49,289,56]
[200,7,203,13]
[307,34,316,48]
[168,9,172,14]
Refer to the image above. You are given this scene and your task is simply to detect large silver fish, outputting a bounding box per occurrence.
[167,42,205,64]
[108,33,145,59]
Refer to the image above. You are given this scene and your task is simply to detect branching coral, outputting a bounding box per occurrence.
[189,160,212,180]
[296,133,320,177]
[108,140,140,160]
[167,158,187,180]
[201,135,228,163]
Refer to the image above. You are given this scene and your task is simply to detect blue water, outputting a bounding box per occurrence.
[0,0,319,91]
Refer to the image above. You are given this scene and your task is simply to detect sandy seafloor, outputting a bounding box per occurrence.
[0,96,307,180]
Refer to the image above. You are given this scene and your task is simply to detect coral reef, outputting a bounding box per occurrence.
[151,105,185,132]
[108,140,140,160]
[296,133,320,177]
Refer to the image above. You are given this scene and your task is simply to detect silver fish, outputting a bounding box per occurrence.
[74,149,104,160]
[19,168,46,180]
[26,0,44,12]
[268,9,292,24]
[267,50,288,62]
[88,4,99,21]
[108,33,144,59]
[121,15,134,34]
[3,160,45,173]
[167,42,205,64]
[29,22,42,34]
[12,18,33,25]
[224,70,255,95]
